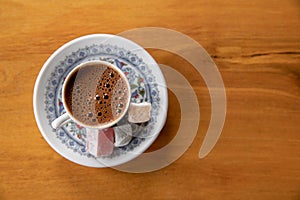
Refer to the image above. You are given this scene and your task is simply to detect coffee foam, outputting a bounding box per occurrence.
[64,63,129,127]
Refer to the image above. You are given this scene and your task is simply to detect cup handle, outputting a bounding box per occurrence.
[51,113,71,129]
[128,102,152,123]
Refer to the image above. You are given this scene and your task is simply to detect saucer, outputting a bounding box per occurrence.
[33,34,168,167]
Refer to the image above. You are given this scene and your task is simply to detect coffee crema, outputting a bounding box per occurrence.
[64,63,129,127]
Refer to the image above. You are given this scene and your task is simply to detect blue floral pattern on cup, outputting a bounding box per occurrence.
[45,44,160,158]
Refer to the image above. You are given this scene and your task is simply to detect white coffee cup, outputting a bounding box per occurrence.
[51,61,150,130]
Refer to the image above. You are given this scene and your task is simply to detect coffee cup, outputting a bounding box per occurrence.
[51,61,151,130]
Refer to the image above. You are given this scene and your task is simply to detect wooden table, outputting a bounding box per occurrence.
[1,0,299,199]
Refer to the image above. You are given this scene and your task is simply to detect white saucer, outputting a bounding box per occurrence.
[33,34,168,167]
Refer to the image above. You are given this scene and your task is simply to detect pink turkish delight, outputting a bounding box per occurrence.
[86,128,115,157]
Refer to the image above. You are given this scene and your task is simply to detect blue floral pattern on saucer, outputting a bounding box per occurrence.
[44,44,160,158]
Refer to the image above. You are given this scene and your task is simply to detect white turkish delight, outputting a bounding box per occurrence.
[128,102,151,123]
[113,124,132,147]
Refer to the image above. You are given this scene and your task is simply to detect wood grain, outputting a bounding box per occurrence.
[0,0,300,199]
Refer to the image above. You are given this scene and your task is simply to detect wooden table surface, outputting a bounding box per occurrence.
[1,0,299,199]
